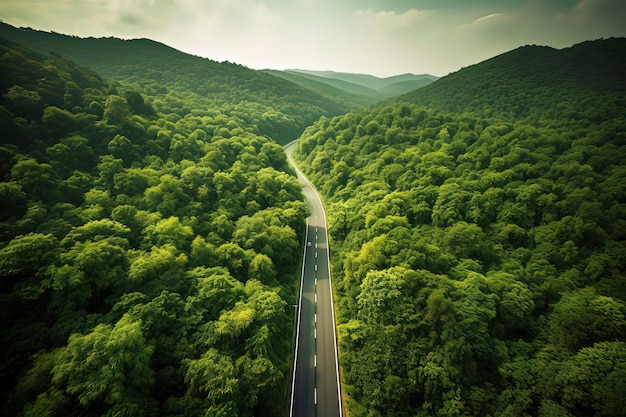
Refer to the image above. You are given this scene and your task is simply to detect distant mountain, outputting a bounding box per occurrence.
[290,70,438,93]
[401,38,626,122]
[263,69,375,108]
[269,69,438,105]
[378,77,436,96]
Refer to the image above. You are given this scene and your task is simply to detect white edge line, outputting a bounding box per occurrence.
[289,215,308,417]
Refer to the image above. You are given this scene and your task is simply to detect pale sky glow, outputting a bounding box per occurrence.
[1,0,625,77]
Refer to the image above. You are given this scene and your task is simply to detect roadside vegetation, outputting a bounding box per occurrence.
[0,37,310,417]
[292,38,626,417]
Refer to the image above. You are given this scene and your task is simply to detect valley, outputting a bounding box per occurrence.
[0,22,625,417]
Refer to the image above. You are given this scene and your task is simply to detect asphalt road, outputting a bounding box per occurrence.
[285,142,342,417]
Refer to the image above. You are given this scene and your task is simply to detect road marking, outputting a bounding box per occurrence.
[314,327,317,339]
[315,243,318,249]
[315,278,317,286]
[314,354,317,368]
[315,252,318,258]
[315,293,317,303]
[314,388,317,405]
[315,264,317,271]
[314,313,317,323]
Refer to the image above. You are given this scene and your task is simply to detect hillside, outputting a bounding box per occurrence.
[0,35,309,416]
[263,69,376,108]
[283,69,438,102]
[402,38,626,122]
[292,38,626,417]
[0,22,345,143]
[291,69,437,92]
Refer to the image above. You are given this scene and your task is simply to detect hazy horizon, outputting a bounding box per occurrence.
[1,0,625,78]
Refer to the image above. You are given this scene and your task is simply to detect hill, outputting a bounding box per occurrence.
[270,69,437,105]
[0,22,345,143]
[263,69,376,108]
[402,38,626,122]
[292,38,626,417]
[290,69,437,93]
[0,34,309,416]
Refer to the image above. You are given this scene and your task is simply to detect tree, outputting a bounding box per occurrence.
[52,237,129,311]
[108,134,139,163]
[143,216,194,250]
[0,181,27,220]
[103,95,132,125]
[183,349,238,410]
[357,269,405,325]
[248,253,276,285]
[11,158,61,202]
[558,342,626,416]
[3,84,42,120]
[128,244,188,295]
[144,175,190,217]
[550,288,626,352]
[187,266,244,321]
[487,271,535,337]
[125,91,156,116]
[49,314,156,416]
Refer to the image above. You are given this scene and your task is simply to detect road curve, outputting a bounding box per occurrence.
[285,141,342,417]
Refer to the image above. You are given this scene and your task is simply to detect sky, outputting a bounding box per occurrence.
[1,0,625,77]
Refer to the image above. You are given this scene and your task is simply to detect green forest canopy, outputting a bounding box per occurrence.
[0,22,349,144]
[292,37,626,417]
[2,25,626,417]
[0,36,310,417]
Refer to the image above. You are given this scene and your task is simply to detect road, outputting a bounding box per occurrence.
[285,142,342,417]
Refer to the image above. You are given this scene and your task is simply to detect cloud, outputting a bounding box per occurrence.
[467,12,510,26]
[354,8,434,28]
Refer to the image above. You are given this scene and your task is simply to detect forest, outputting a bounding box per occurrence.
[0,22,345,145]
[0,35,314,417]
[2,23,626,417]
[292,38,626,417]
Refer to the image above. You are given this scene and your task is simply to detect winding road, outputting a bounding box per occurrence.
[285,142,343,417]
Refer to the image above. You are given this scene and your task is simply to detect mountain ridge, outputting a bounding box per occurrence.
[400,37,626,121]
[0,21,347,143]
[0,22,436,110]
[291,36,626,417]
[287,68,438,95]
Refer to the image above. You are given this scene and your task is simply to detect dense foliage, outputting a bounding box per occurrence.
[402,38,626,124]
[0,22,346,144]
[293,38,626,417]
[0,38,309,417]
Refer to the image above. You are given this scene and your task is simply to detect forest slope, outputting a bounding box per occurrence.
[263,69,375,109]
[290,70,437,93]
[0,37,308,417]
[278,69,438,104]
[402,37,626,123]
[0,22,345,143]
[292,37,626,417]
